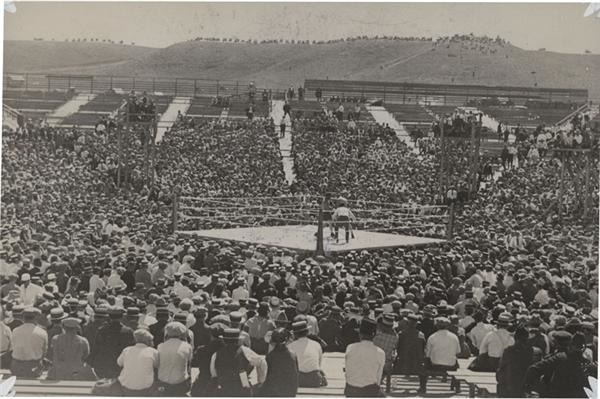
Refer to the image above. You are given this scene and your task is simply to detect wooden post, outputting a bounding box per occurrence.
[110,76,113,90]
[216,80,219,97]
[174,78,178,97]
[143,125,149,184]
[315,197,325,255]
[446,202,455,240]
[153,78,156,94]
[117,123,123,187]
[438,118,446,198]
[90,77,94,94]
[172,191,179,234]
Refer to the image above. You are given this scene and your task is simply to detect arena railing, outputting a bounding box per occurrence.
[3,73,270,99]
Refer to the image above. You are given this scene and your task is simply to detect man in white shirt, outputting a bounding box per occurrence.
[421,317,460,394]
[288,321,326,387]
[332,197,356,244]
[157,322,193,396]
[232,278,249,302]
[18,273,44,307]
[11,307,48,377]
[117,329,159,395]
[467,311,495,354]
[477,312,514,371]
[344,318,385,397]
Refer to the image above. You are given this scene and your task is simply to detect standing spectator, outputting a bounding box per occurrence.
[117,329,159,396]
[244,302,275,355]
[344,318,385,397]
[18,273,44,306]
[280,117,287,139]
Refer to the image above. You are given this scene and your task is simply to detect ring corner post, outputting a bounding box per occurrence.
[315,196,325,255]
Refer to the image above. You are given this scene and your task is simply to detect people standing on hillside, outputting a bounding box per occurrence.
[283,102,291,118]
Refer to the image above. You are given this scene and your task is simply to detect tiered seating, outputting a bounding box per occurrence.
[228,100,270,118]
[324,101,373,121]
[385,103,433,122]
[186,97,223,118]
[290,100,324,118]
[528,108,573,125]
[428,105,459,118]
[62,93,173,126]
[2,90,73,119]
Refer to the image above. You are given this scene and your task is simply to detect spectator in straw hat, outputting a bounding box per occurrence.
[209,328,267,397]
[261,328,299,397]
[420,317,460,394]
[373,313,398,373]
[117,328,158,396]
[470,312,514,371]
[344,317,385,397]
[156,321,193,396]
[10,307,47,377]
[288,320,327,387]
[48,317,94,380]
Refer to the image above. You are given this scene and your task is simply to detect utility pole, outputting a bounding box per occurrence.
[438,118,446,198]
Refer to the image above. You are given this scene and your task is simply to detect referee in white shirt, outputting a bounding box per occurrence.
[332,197,356,244]
[344,318,385,397]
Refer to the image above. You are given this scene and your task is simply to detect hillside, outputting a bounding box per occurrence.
[5,39,600,99]
[3,40,156,72]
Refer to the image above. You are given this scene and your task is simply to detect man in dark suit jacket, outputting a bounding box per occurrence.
[90,308,134,378]
[496,326,539,397]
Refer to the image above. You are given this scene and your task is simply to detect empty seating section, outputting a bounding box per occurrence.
[186,97,223,117]
[228,100,269,118]
[79,92,126,113]
[428,105,459,117]
[2,90,73,117]
[384,103,434,124]
[481,106,572,126]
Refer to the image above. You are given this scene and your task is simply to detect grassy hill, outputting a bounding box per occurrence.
[5,39,600,99]
[3,40,156,72]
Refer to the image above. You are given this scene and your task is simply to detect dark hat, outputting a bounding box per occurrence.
[109,307,124,319]
[222,328,240,343]
[49,307,67,321]
[156,308,170,318]
[126,307,140,317]
[359,317,378,337]
[23,307,41,318]
[247,298,259,310]
[553,330,573,347]
[291,320,309,335]
[271,328,289,345]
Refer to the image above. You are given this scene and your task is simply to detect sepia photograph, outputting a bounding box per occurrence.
[1,1,599,397]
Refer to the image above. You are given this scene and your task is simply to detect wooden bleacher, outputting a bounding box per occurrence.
[0,354,493,397]
[446,359,497,398]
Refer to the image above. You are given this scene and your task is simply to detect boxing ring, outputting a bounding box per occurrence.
[174,195,449,253]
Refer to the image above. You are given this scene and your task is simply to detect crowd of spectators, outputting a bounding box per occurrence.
[0,93,598,397]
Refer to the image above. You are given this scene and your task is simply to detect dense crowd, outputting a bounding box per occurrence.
[0,95,598,398]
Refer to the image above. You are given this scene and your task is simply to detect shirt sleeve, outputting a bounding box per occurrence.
[241,346,268,384]
[117,347,126,367]
[210,353,217,378]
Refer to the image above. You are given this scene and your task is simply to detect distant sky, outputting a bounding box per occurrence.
[4,2,600,54]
